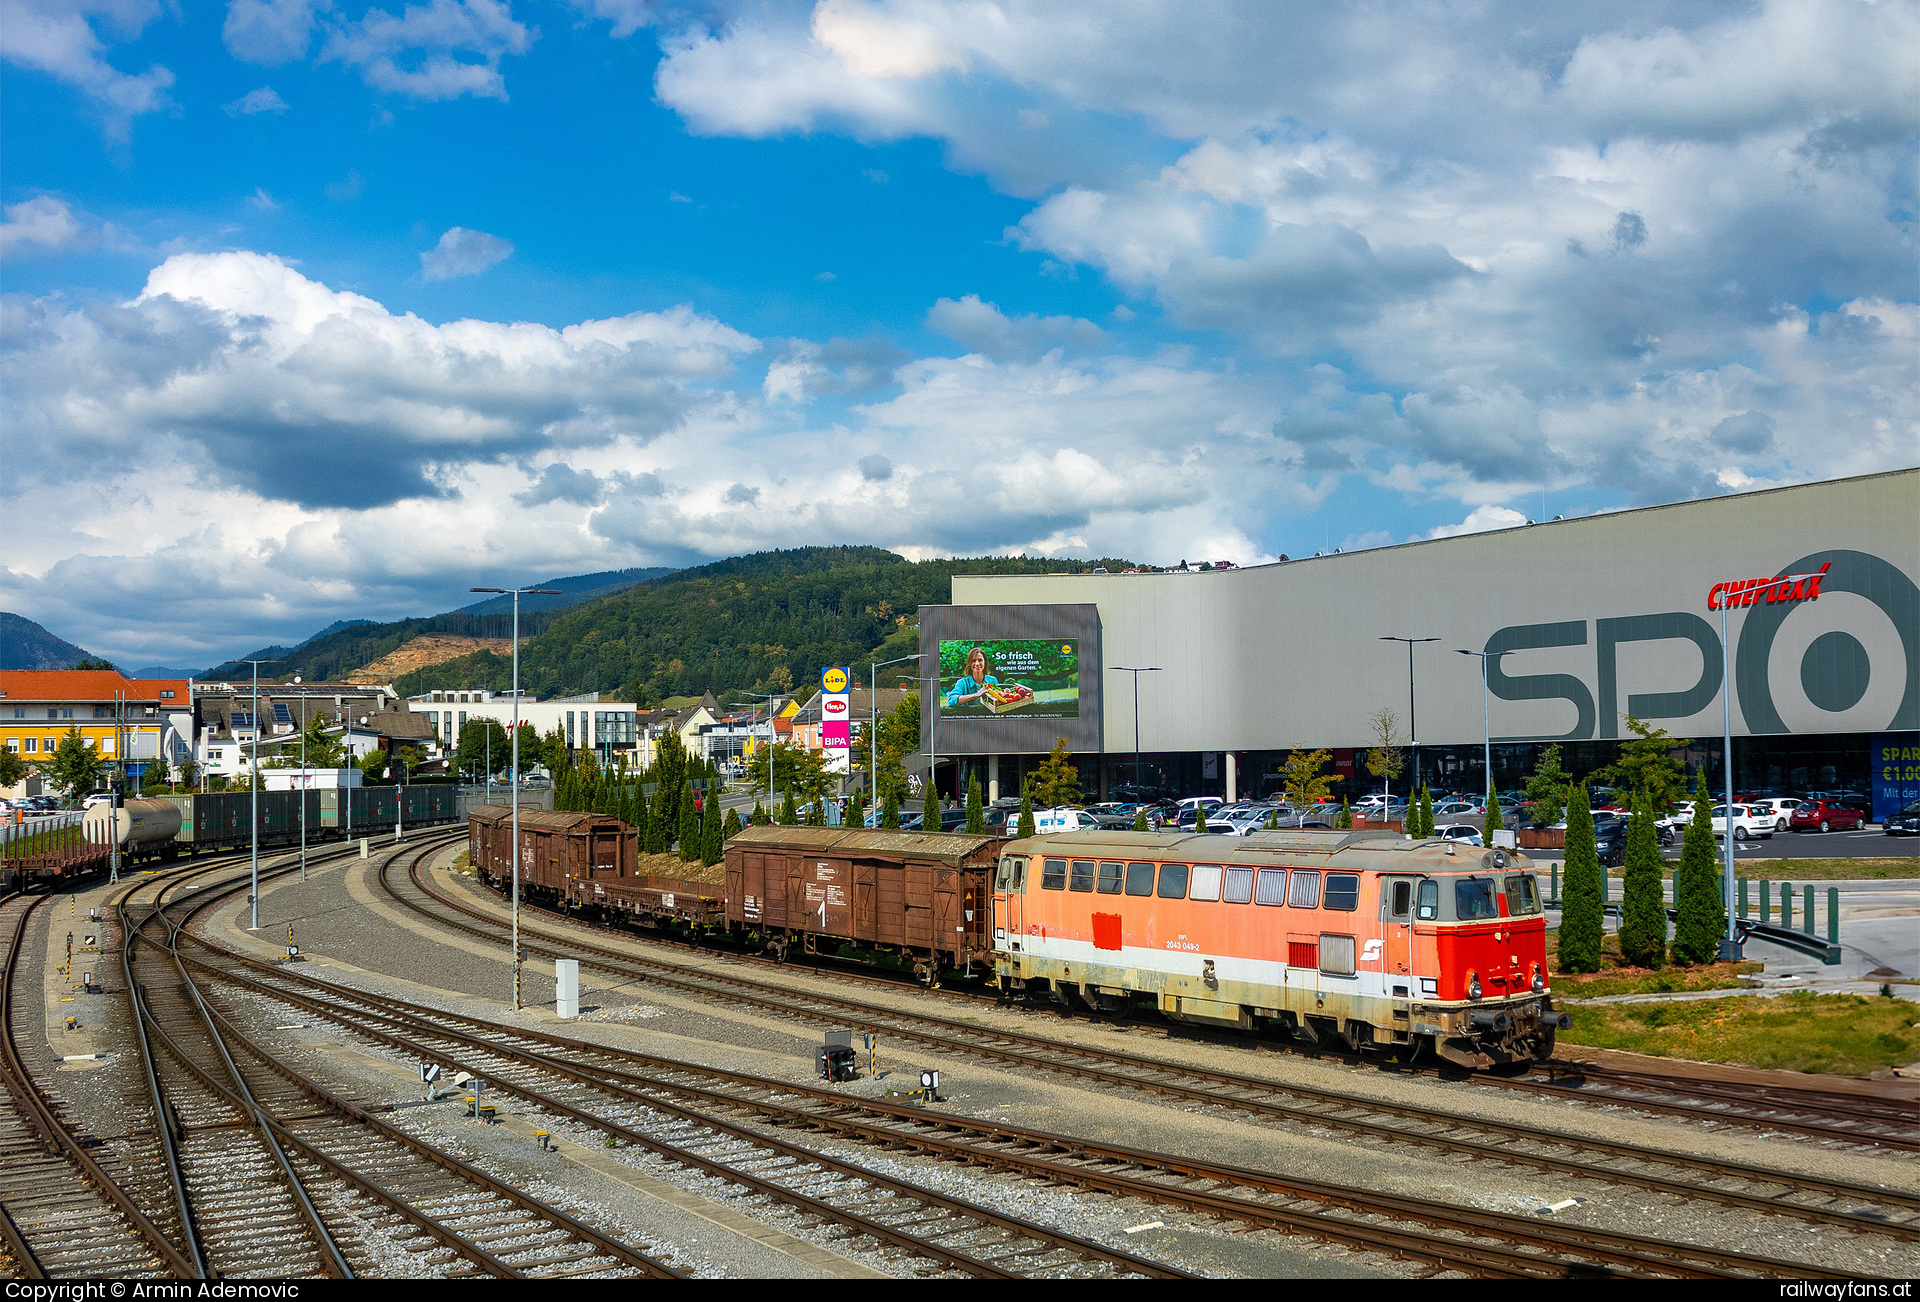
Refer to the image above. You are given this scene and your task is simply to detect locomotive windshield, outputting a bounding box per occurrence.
[1454,877,1498,920]
[1504,874,1540,915]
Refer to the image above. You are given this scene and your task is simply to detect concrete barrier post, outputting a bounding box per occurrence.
[1781,881,1792,930]
[1549,863,1558,906]
[1760,879,1770,923]
[1738,876,1748,918]
[1826,887,1839,946]
[1803,884,1815,937]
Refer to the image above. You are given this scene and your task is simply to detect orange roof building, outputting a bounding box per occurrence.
[0,670,194,785]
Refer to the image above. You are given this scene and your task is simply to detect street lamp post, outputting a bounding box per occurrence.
[240,659,272,930]
[296,678,307,881]
[741,690,778,818]
[1106,667,1162,796]
[470,585,563,1010]
[868,655,927,824]
[1455,648,1514,811]
[1380,637,1439,793]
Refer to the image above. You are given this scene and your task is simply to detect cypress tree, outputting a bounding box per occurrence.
[1194,804,1208,833]
[924,787,941,831]
[1618,792,1666,968]
[1419,785,1434,838]
[678,791,700,861]
[1016,789,1035,838]
[881,792,900,829]
[1337,796,1352,829]
[724,807,743,840]
[1135,808,1151,832]
[1483,778,1502,845]
[633,782,651,848]
[779,787,798,826]
[1672,771,1724,964]
[750,799,765,826]
[1558,785,1603,973]
[966,772,985,834]
[701,796,722,865]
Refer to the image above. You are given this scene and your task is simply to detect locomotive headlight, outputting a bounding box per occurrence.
[1531,964,1544,993]
[1467,970,1482,1000]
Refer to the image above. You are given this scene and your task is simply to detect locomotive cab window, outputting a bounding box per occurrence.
[1070,859,1096,892]
[1504,874,1540,915]
[1224,866,1255,904]
[1097,861,1124,894]
[1390,880,1412,921]
[996,857,1017,890]
[1324,873,1359,911]
[1455,877,1497,920]
[1417,878,1438,920]
[1125,862,1156,896]
[1041,858,1068,891]
[1157,862,1189,899]
[1189,863,1222,902]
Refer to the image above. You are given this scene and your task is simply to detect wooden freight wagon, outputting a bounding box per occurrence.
[572,873,726,932]
[725,826,1000,982]
[467,805,633,900]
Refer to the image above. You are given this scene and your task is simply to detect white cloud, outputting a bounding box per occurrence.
[247,187,280,211]
[1427,505,1530,539]
[926,293,1104,361]
[0,197,90,257]
[223,0,326,64]
[419,226,514,280]
[320,0,533,101]
[564,0,652,40]
[0,0,174,137]
[224,86,290,115]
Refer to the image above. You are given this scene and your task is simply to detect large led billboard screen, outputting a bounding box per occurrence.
[937,638,1079,719]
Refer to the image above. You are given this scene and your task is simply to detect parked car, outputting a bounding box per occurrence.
[1744,798,1802,832]
[1884,801,1920,836]
[1434,824,1484,846]
[1711,804,1776,840]
[1591,816,1628,867]
[1432,800,1480,819]
[1789,800,1866,833]
[81,793,113,809]
[1033,807,1101,834]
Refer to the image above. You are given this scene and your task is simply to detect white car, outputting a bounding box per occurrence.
[1434,824,1484,846]
[1433,800,1481,819]
[1744,798,1801,833]
[1032,807,1099,834]
[1710,804,1775,840]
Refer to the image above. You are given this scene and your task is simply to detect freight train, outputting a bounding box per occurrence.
[73,786,460,871]
[466,809,1564,1066]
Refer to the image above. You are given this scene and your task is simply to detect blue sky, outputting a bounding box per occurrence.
[3,0,1916,667]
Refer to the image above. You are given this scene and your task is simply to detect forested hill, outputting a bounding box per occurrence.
[393,546,1133,704]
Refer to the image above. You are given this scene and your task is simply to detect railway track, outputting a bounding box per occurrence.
[173,840,1864,1279]
[111,843,686,1279]
[388,849,1920,1252]
[508,867,1919,1147]
[1,875,214,1278]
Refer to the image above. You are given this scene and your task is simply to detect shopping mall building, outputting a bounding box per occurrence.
[917,467,1920,820]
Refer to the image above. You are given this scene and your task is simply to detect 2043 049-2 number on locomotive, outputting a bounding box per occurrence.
[991,828,1569,1069]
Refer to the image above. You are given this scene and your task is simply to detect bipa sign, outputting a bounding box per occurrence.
[1708,562,1829,610]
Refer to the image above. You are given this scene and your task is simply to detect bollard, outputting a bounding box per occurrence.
[1827,886,1840,946]
[1550,863,1559,906]
[360,837,369,859]
[1760,879,1771,924]
[1803,884,1815,937]
[1781,881,1792,930]
[555,959,579,1018]
[1738,876,1748,918]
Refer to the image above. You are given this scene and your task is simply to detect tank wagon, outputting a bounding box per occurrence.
[995,828,1565,1068]
[726,825,998,981]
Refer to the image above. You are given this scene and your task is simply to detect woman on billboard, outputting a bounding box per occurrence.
[946,646,997,708]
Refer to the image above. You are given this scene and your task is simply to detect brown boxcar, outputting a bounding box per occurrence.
[467,805,633,898]
[725,826,1000,981]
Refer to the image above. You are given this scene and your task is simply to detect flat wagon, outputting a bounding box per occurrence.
[725,826,999,982]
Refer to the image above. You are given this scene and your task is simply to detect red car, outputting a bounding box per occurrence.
[1789,799,1866,833]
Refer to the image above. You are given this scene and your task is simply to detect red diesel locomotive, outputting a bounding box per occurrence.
[992,828,1568,1068]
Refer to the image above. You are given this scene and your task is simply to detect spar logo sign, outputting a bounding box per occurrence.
[1482,549,1919,740]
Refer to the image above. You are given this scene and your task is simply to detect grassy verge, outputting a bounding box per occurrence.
[1557,989,1920,1075]
[1545,928,1763,998]
[1586,857,1920,880]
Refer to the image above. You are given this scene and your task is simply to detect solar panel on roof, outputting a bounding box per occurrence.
[230,712,256,730]
[272,703,293,724]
